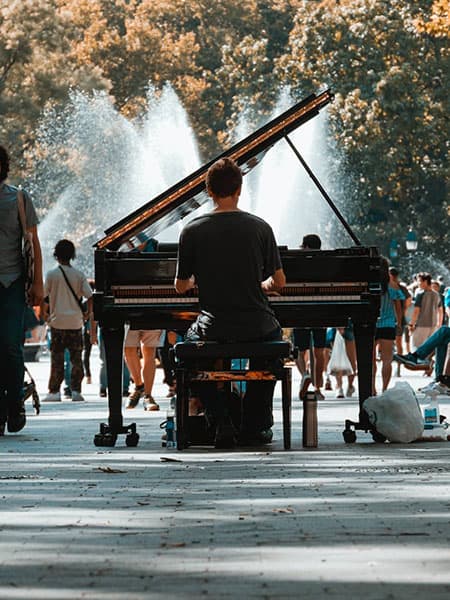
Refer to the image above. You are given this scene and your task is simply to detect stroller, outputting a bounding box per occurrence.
[23,365,40,415]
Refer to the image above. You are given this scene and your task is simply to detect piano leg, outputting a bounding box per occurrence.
[103,325,125,431]
[353,322,375,431]
[93,324,140,447]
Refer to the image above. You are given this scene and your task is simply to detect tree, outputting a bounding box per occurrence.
[0,0,107,173]
[277,0,449,257]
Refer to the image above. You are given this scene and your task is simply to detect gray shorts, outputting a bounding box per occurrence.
[124,329,162,348]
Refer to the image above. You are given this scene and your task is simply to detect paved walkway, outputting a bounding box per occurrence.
[1,349,450,599]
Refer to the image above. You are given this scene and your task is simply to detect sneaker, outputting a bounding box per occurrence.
[346,384,355,397]
[421,381,450,396]
[299,372,312,399]
[143,395,160,411]
[314,389,325,401]
[63,387,72,399]
[43,392,61,402]
[71,391,85,402]
[126,385,144,409]
[337,387,344,398]
[325,377,332,391]
[7,406,26,433]
[238,428,273,446]
[393,353,430,370]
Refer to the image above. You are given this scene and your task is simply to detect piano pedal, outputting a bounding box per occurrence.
[94,422,140,447]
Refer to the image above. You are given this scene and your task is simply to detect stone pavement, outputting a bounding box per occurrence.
[1,348,450,600]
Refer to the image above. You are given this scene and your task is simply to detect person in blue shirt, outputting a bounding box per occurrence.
[372,258,405,395]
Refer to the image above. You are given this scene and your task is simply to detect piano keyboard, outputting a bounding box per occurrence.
[111,283,368,305]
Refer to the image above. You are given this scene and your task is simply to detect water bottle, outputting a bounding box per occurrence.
[165,409,176,450]
[423,396,440,430]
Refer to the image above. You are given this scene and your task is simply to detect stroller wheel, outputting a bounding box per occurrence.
[32,391,40,415]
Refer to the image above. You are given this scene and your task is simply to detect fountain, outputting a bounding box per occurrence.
[30,84,340,276]
[30,84,202,275]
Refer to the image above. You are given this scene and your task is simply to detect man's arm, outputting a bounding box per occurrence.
[175,275,196,294]
[437,304,444,327]
[394,299,403,328]
[408,306,420,330]
[87,296,98,344]
[29,225,44,306]
[261,268,286,294]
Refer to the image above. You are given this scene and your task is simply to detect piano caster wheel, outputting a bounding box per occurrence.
[343,428,356,443]
[94,432,117,447]
[125,432,140,447]
[371,430,387,444]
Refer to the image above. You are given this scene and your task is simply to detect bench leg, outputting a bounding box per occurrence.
[281,367,292,450]
[176,369,189,450]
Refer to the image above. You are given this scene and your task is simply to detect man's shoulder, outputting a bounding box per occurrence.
[241,211,271,226]
[46,266,60,278]
[69,265,89,280]
[0,183,17,199]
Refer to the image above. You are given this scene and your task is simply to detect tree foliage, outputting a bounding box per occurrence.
[277,0,449,256]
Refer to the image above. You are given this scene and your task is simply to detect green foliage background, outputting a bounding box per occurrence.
[1,0,448,265]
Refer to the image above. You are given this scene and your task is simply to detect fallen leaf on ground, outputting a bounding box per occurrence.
[272,507,294,514]
[161,542,186,548]
[96,466,127,474]
[160,457,183,462]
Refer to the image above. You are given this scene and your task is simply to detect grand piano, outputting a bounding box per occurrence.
[93,89,382,447]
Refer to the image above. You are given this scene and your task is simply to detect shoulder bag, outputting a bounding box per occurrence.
[58,266,88,321]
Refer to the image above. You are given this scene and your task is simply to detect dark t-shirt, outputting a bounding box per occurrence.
[176,210,282,341]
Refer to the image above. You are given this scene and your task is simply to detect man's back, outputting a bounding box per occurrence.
[177,210,281,340]
[416,289,441,327]
[45,265,91,330]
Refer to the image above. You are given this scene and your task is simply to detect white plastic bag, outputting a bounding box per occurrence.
[328,330,353,375]
[363,381,424,443]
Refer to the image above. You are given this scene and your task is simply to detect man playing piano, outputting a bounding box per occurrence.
[175,157,286,448]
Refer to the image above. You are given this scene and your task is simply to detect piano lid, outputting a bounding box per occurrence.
[95,89,333,251]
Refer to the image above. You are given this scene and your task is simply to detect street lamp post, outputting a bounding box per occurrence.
[406,227,418,252]
[405,227,418,279]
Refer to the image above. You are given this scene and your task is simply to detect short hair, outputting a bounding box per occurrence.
[206,157,242,198]
[54,239,76,262]
[417,272,432,285]
[0,145,10,182]
[301,234,321,250]
[389,266,399,277]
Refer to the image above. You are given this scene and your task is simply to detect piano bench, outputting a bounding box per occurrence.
[173,341,293,451]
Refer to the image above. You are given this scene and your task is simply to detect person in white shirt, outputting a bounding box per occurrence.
[42,239,95,402]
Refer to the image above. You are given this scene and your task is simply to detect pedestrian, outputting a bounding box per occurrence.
[42,239,96,402]
[294,234,327,400]
[372,258,405,395]
[409,272,443,349]
[0,145,44,435]
[394,324,450,392]
[124,329,162,411]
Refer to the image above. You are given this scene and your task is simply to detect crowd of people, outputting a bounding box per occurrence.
[1,144,449,446]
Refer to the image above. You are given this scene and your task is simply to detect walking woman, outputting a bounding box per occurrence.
[372,258,405,395]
